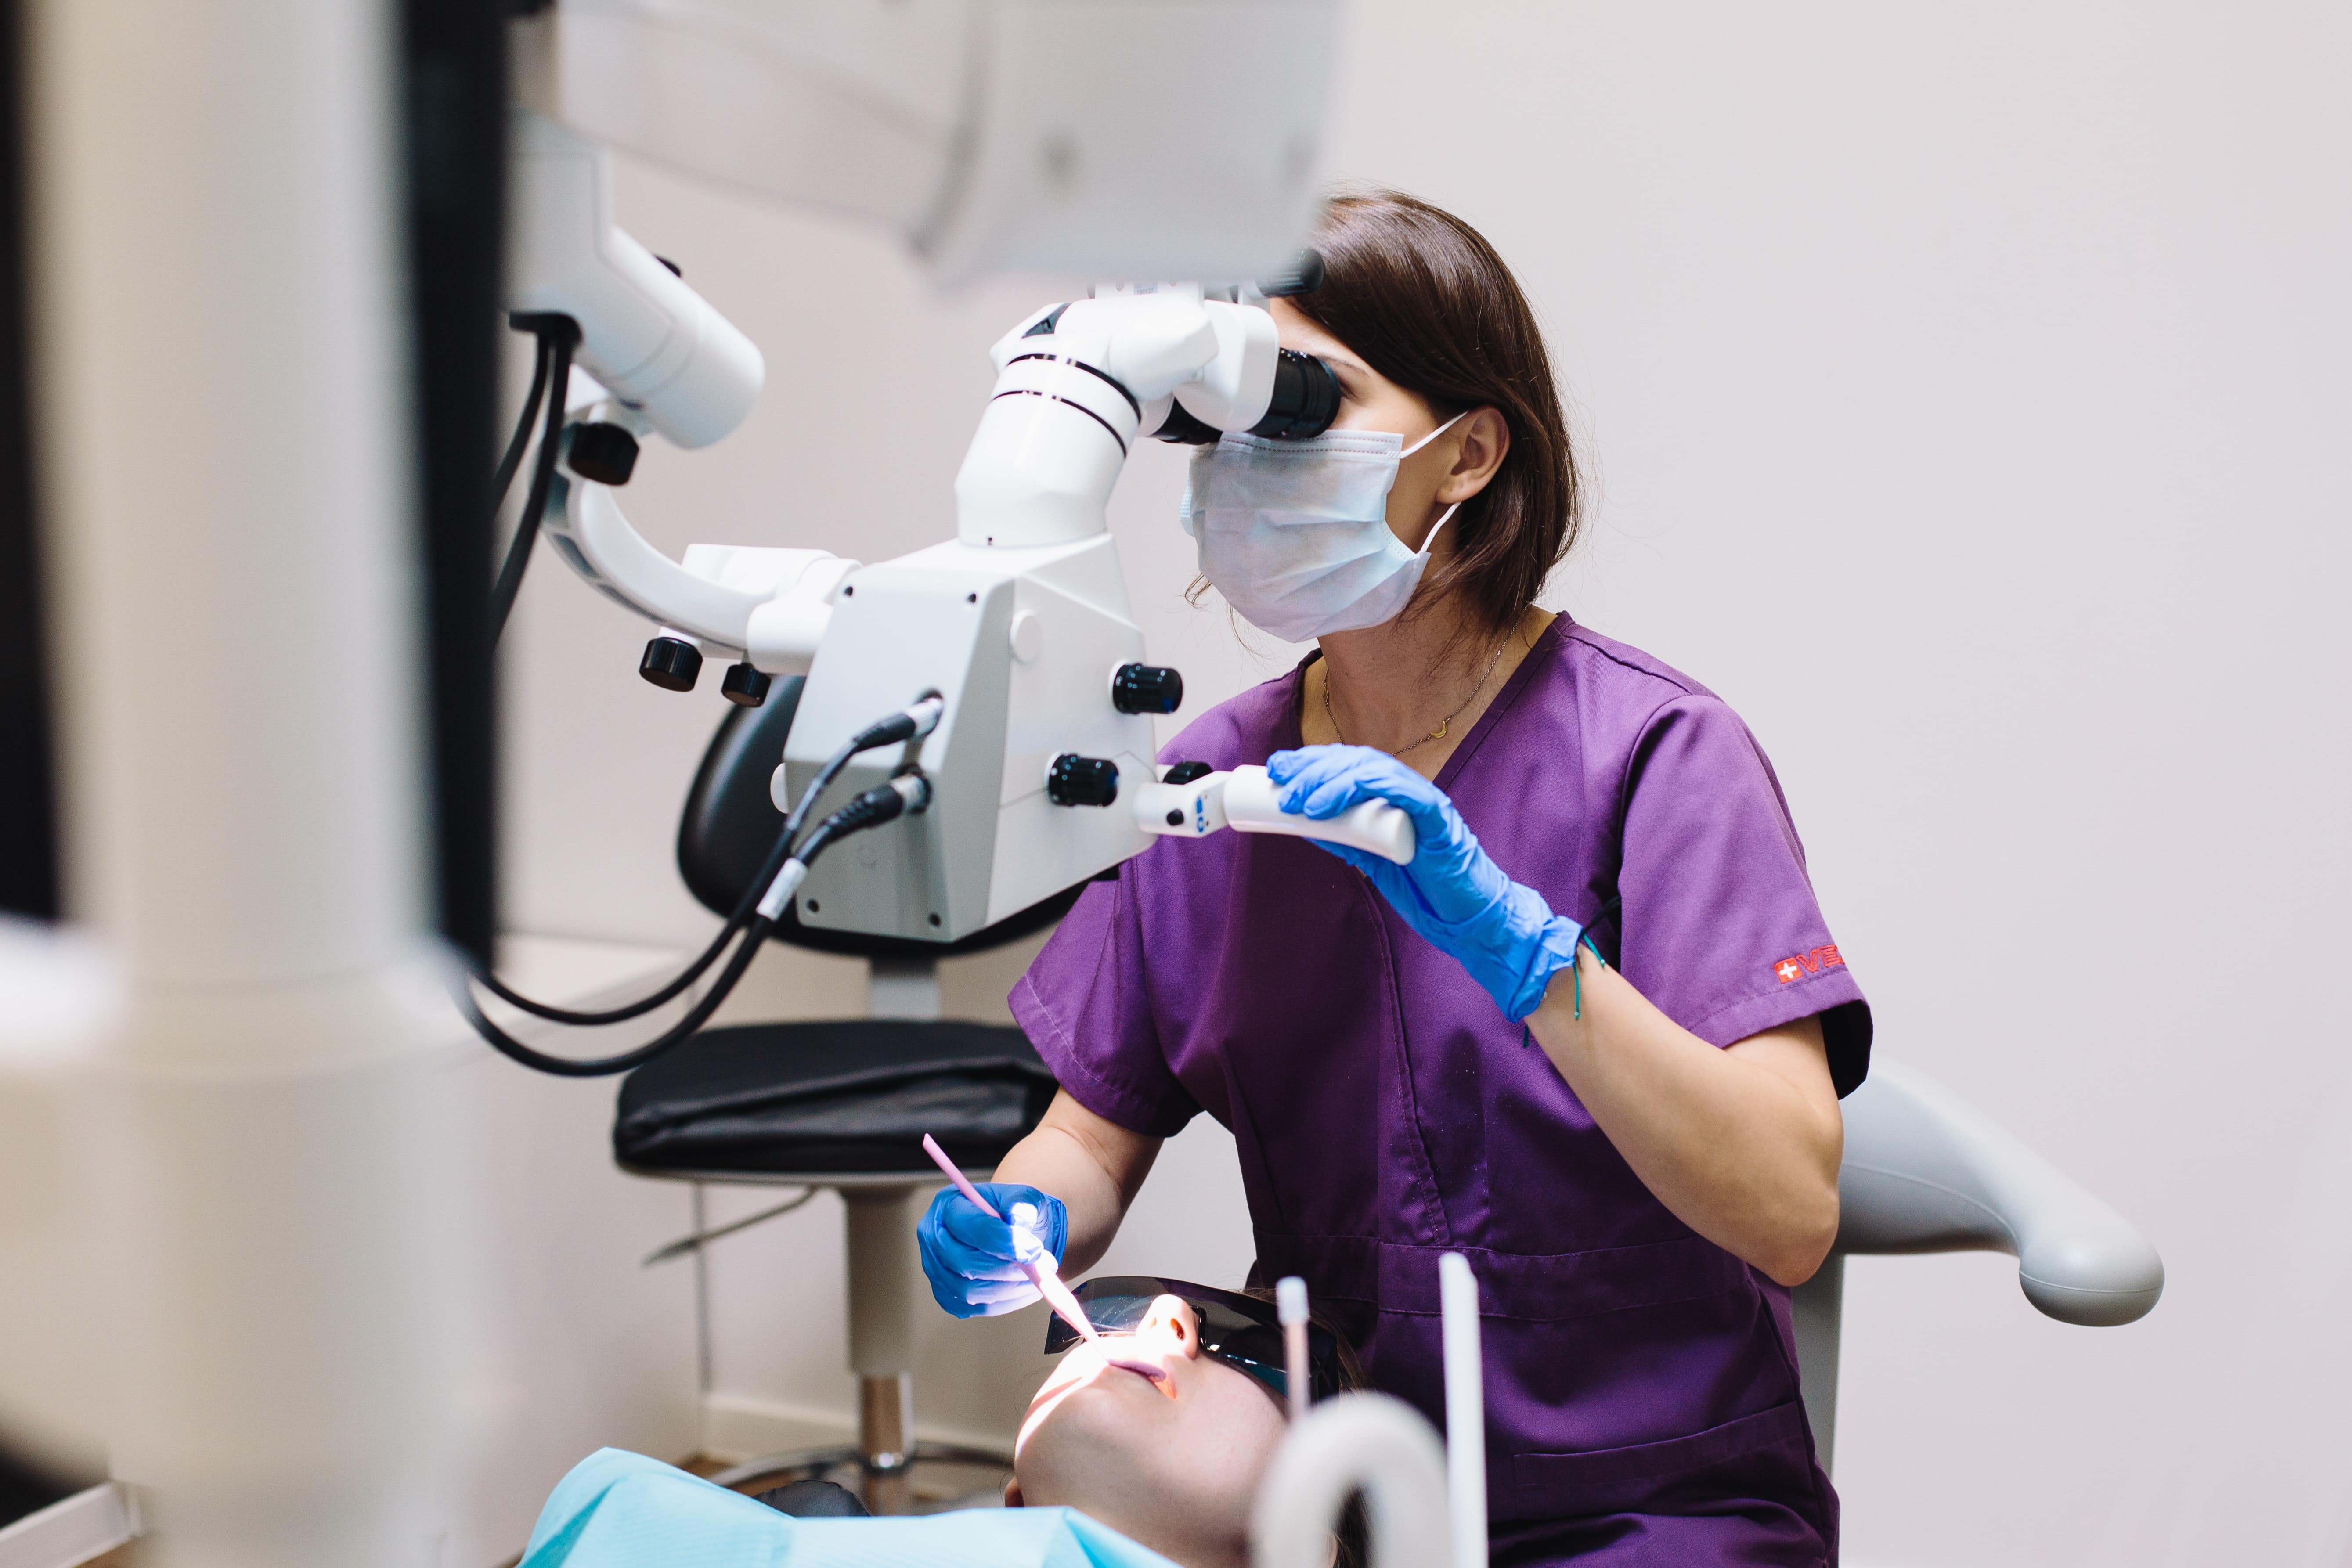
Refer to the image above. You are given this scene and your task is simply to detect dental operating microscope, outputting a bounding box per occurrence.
[485,79,1410,1059]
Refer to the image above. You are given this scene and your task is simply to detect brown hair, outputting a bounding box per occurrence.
[1293,187,1581,640]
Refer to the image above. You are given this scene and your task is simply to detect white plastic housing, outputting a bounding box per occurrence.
[521,0,971,234]
[508,106,765,449]
[521,0,1343,284]
[1137,767,1414,865]
[953,361,1140,548]
[1834,1059,2166,1324]
[921,1,1339,281]
[743,553,859,676]
[538,451,855,662]
[1173,300,1279,430]
[780,534,1154,941]
[955,296,1283,549]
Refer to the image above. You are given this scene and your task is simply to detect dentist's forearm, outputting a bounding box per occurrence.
[992,1089,1163,1276]
[1526,954,1843,1287]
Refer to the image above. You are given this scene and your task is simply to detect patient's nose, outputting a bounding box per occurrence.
[1136,1295,1201,1359]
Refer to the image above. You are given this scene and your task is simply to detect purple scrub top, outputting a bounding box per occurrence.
[1012,617,1871,1567]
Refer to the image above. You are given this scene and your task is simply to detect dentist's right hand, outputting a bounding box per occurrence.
[918,1182,1070,1318]
[1268,744,1585,1022]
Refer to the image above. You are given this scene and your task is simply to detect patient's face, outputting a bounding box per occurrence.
[1012,1294,1287,1568]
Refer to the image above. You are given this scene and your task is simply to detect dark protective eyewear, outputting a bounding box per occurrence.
[1042,1275,1344,1405]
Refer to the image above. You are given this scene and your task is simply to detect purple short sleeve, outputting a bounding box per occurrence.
[1617,695,1872,1094]
[1009,866,1203,1138]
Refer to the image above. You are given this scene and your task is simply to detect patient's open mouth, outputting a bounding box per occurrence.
[1103,1355,1171,1389]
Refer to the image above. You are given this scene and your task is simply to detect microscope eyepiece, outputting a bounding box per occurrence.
[1150,401,1223,445]
[1249,349,1342,440]
[1255,248,1325,299]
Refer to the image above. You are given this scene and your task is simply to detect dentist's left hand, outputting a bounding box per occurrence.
[918,1182,1070,1318]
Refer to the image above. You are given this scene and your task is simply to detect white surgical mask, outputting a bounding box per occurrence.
[1179,412,1467,642]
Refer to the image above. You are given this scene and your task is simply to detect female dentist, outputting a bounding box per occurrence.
[920,189,1870,1567]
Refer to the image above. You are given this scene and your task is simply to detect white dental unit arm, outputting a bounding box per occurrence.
[1250,1254,1486,1568]
[503,3,1412,943]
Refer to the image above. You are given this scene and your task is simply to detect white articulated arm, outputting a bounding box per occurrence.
[546,476,761,649]
[1252,1395,1451,1568]
[1835,1059,2165,1326]
[953,292,1292,549]
[509,107,763,449]
[540,454,854,671]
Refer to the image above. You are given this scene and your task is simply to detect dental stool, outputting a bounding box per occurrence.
[612,677,1081,1514]
[1793,1059,2167,1469]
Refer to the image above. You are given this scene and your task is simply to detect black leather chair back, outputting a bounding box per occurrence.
[675,678,1085,961]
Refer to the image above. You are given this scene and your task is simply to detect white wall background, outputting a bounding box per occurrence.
[495,5,2352,1565]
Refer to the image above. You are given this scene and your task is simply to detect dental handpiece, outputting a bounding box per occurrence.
[1133,764,1416,862]
[920,1135,1168,1386]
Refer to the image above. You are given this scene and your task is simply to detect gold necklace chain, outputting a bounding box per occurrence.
[1322,637,1510,759]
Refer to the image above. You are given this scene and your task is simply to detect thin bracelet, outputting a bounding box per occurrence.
[1570,928,1609,1020]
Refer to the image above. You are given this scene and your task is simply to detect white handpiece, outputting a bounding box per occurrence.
[1223,765,1415,865]
[1135,766,1415,865]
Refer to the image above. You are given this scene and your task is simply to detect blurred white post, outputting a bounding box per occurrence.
[1438,1252,1484,1568]
[1276,1276,1310,1424]
[27,2,466,1564]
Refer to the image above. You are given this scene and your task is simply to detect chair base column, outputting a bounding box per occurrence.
[858,1372,915,1514]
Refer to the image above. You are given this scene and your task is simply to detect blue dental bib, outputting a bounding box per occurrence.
[522,1449,1179,1568]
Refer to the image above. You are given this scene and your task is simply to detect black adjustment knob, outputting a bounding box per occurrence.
[1162,761,1213,784]
[1111,663,1184,715]
[639,636,702,692]
[1046,754,1119,807]
[720,662,772,707]
[568,422,641,485]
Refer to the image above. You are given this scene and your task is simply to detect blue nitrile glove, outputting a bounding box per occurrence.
[1268,744,1585,1021]
[917,1181,1069,1319]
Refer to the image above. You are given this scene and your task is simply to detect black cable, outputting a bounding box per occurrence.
[494,332,553,501]
[472,717,880,1025]
[464,773,927,1077]
[470,700,937,1024]
[463,912,775,1079]
[491,320,578,639]
[468,738,856,1029]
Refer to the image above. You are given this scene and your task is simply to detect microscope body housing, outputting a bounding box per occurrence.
[779,534,1153,941]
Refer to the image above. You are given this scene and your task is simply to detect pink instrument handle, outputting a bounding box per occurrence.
[921,1134,1103,1347]
[922,1133,1000,1219]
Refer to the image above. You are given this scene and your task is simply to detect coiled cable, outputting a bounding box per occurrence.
[457,698,942,1076]
[461,771,933,1079]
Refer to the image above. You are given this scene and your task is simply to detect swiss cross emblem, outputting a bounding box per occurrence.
[1774,945,1845,984]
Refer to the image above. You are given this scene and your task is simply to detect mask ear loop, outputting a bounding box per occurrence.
[1398,408,1470,460]
[1400,410,1472,553]
[1416,501,1462,555]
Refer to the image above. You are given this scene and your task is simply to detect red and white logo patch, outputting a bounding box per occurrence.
[1773,945,1843,984]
